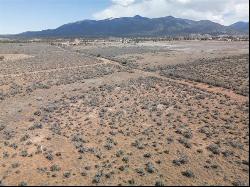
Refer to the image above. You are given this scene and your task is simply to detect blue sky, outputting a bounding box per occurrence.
[0,0,249,34]
[0,0,111,34]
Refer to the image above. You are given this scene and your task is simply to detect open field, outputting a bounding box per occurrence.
[0,40,249,186]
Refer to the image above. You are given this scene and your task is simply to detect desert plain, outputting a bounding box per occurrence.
[0,40,249,186]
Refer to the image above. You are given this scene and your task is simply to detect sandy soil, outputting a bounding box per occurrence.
[0,40,249,186]
[0,54,33,61]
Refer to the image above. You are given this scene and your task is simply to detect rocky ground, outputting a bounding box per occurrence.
[0,40,249,186]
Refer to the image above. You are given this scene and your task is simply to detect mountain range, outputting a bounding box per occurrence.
[7,15,250,38]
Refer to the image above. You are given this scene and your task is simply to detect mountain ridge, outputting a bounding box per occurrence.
[6,15,250,38]
[229,21,249,33]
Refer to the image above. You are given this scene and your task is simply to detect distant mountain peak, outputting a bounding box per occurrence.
[15,16,249,38]
[165,15,175,19]
[134,15,143,18]
[229,21,249,33]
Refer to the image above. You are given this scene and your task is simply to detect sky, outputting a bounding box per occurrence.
[0,0,249,34]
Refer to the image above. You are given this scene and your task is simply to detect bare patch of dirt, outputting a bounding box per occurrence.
[0,54,33,61]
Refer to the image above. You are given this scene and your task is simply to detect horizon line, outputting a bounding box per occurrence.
[1,15,249,35]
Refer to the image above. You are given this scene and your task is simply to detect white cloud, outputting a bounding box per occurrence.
[93,0,249,25]
[111,0,136,7]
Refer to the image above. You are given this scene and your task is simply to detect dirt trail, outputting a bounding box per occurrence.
[142,70,248,103]
[0,61,110,78]
[179,80,248,103]
[100,56,249,103]
[1,45,247,103]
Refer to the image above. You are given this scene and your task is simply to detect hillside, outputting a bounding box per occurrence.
[8,16,250,38]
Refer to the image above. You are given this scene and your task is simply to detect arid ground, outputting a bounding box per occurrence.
[0,40,249,186]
